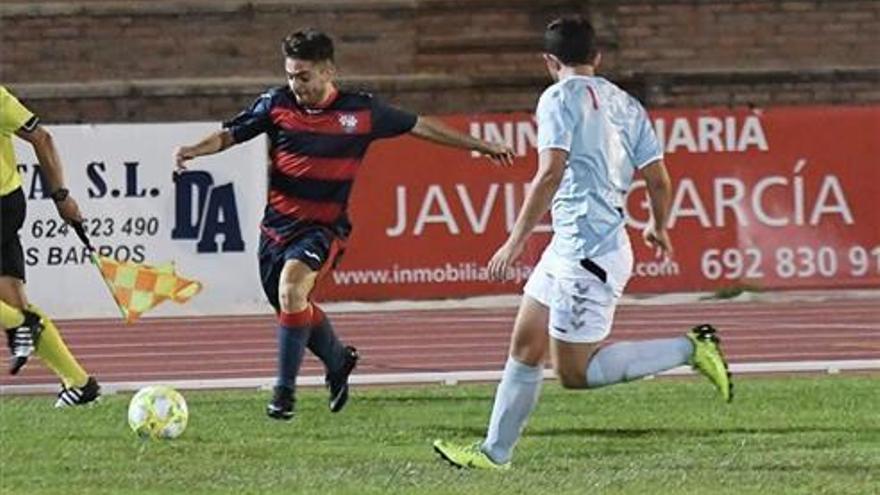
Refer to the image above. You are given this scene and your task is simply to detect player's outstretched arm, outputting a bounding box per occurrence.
[173,130,236,172]
[487,148,567,280]
[639,159,673,259]
[410,116,515,166]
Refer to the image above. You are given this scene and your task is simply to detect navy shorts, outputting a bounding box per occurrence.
[0,188,27,281]
[258,227,344,311]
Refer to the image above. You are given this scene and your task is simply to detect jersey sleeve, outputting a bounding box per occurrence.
[222,91,275,143]
[0,87,39,135]
[370,97,418,140]
[628,99,663,169]
[536,86,577,153]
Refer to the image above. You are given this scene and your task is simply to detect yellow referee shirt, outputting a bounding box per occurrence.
[0,86,39,196]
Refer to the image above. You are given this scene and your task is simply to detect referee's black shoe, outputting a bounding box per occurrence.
[7,309,43,375]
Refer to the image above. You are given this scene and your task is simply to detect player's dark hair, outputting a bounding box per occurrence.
[543,16,597,66]
[282,29,334,62]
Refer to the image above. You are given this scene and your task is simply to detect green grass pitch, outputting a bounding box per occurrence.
[1,376,878,494]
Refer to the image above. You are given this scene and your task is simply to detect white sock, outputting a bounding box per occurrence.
[481,357,543,464]
[586,337,693,388]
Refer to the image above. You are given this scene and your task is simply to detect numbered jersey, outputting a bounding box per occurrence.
[536,76,662,260]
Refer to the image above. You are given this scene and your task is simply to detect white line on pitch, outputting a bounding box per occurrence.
[1,359,877,395]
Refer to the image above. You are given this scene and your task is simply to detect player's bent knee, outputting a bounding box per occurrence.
[510,338,546,367]
[278,282,310,311]
[558,374,588,389]
[554,363,588,389]
[510,349,544,368]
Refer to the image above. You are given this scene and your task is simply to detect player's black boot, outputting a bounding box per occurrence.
[266,385,295,420]
[327,346,359,413]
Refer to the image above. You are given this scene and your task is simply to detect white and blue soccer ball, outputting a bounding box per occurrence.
[127,385,189,439]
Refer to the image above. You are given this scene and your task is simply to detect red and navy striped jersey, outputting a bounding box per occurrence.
[223,86,417,244]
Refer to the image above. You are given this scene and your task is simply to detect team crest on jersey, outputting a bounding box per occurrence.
[338,114,359,133]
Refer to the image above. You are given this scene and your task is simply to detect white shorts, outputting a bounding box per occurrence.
[523,242,632,344]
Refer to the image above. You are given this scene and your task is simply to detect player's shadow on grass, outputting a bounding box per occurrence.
[435,425,873,438]
[356,395,487,404]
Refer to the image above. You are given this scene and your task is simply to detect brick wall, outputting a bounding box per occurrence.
[2,0,878,123]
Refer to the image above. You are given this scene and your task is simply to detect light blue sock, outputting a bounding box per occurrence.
[585,337,693,388]
[481,357,543,464]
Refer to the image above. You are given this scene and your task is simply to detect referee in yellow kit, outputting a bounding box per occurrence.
[0,85,100,407]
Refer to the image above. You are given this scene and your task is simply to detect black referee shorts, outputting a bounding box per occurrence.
[0,187,27,281]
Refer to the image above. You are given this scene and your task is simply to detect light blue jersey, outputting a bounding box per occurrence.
[536,75,662,260]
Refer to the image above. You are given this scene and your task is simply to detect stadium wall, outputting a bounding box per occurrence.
[2,0,879,123]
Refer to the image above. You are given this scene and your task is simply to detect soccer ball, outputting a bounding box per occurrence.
[127,385,189,439]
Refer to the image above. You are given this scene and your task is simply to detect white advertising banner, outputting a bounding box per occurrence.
[13,123,269,319]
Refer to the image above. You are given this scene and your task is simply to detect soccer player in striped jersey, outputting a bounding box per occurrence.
[433,16,732,470]
[174,29,514,420]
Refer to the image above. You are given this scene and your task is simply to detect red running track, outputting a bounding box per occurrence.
[2,297,878,387]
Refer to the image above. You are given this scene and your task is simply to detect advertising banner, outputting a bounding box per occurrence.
[13,123,267,318]
[13,107,879,317]
[319,106,880,299]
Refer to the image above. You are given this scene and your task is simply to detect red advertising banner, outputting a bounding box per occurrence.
[316,106,880,301]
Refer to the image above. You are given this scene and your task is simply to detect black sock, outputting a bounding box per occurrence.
[307,305,346,374]
[277,309,312,390]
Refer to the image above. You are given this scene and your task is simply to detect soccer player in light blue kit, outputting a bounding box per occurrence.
[434,16,733,470]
